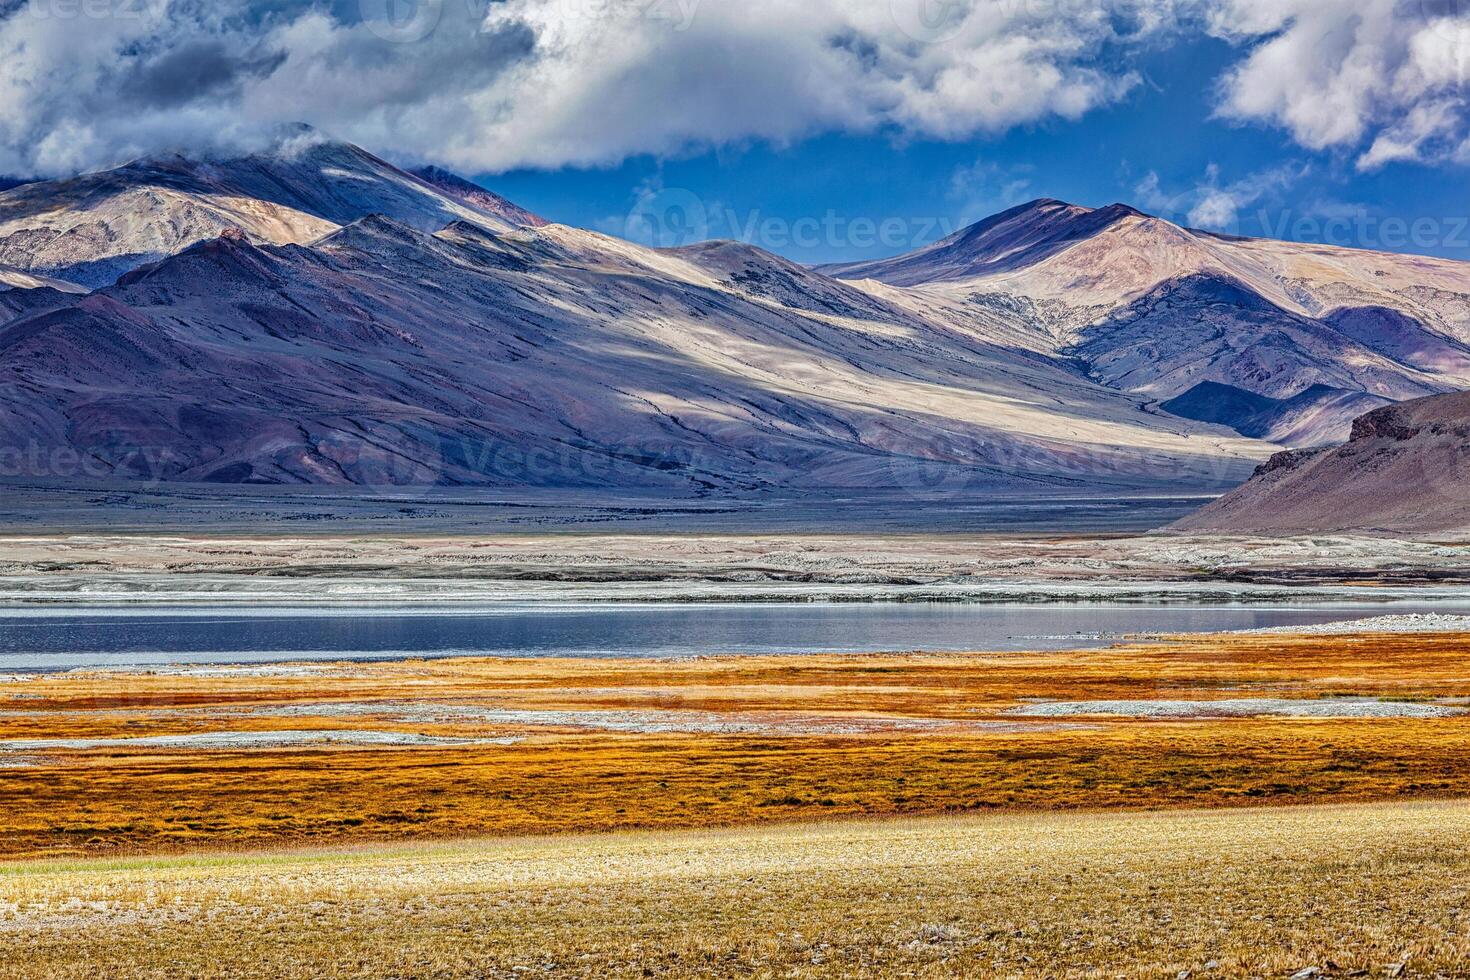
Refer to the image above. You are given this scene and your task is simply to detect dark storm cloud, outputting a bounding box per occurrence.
[117,40,287,108]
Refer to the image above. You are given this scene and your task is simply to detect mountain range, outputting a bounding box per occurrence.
[0,132,536,289]
[824,199,1470,445]
[1,133,1468,495]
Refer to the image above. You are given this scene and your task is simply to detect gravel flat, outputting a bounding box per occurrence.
[1236,613,1470,635]
[1010,697,1465,719]
[0,730,519,752]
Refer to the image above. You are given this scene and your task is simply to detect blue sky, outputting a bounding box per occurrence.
[485,35,1470,265]
[4,0,1469,266]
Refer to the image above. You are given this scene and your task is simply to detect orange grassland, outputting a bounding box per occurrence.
[3,632,1470,859]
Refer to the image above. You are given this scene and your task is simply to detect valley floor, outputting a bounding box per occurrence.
[4,799,1467,978]
[4,529,1470,607]
[0,483,1214,535]
[4,633,1470,858]
[6,527,1470,976]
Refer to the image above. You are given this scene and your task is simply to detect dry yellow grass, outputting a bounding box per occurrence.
[3,799,1469,978]
[5,634,1470,976]
[4,633,1470,858]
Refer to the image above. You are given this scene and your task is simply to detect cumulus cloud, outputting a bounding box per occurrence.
[1,0,1469,178]
[1207,0,1470,170]
[0,0,535,174]
[0,0,1181,175]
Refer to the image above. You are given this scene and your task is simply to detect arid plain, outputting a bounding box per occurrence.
[5,532,1470,977]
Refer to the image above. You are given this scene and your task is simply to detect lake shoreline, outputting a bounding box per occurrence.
[7,599,1470,671]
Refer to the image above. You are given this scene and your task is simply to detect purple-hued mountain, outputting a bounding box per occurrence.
[0,130,537,289]
[1,157,1468,494]
[821,199,1146,285]
[409,166,547,230]
[1174,391,1470,535]
[0,149,1271,490]
[825,199,1470,446]
[0,212,1266,490]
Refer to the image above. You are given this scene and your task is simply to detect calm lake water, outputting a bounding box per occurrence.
[2,600,1469,671]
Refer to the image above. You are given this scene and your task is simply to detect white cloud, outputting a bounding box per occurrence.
[1188,188,1242,230]
[1135,162,1306,232]
[318,0,1176,172]
[1207,0,1470,170]
[1358,99,1463,171]
[0,0,1181,176]
[1,0,1469,178]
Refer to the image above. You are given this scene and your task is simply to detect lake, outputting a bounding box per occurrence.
[2,599,1468,671]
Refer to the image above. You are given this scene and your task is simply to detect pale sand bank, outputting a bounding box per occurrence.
[1011,697,1465,719]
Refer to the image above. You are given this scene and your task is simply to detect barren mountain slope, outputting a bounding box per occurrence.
[0,214,1269,491]
[0,135,525,288]
[0,265,84,294]
[827,201,1470,444]
[409,166,547,229]
[820,199,1141,285]
[1174,391,1470,535]
[9,156,1460,491]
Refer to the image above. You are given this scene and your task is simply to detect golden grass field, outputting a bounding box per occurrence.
[2,632,1470,858]
[4,799,1468,978]
[5,630,1470,976]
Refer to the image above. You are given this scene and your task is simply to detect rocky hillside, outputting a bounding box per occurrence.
[1173,391,1470,534]
[827,200,1470,445]
[0,130,536,288]
[0,212,1266,490]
